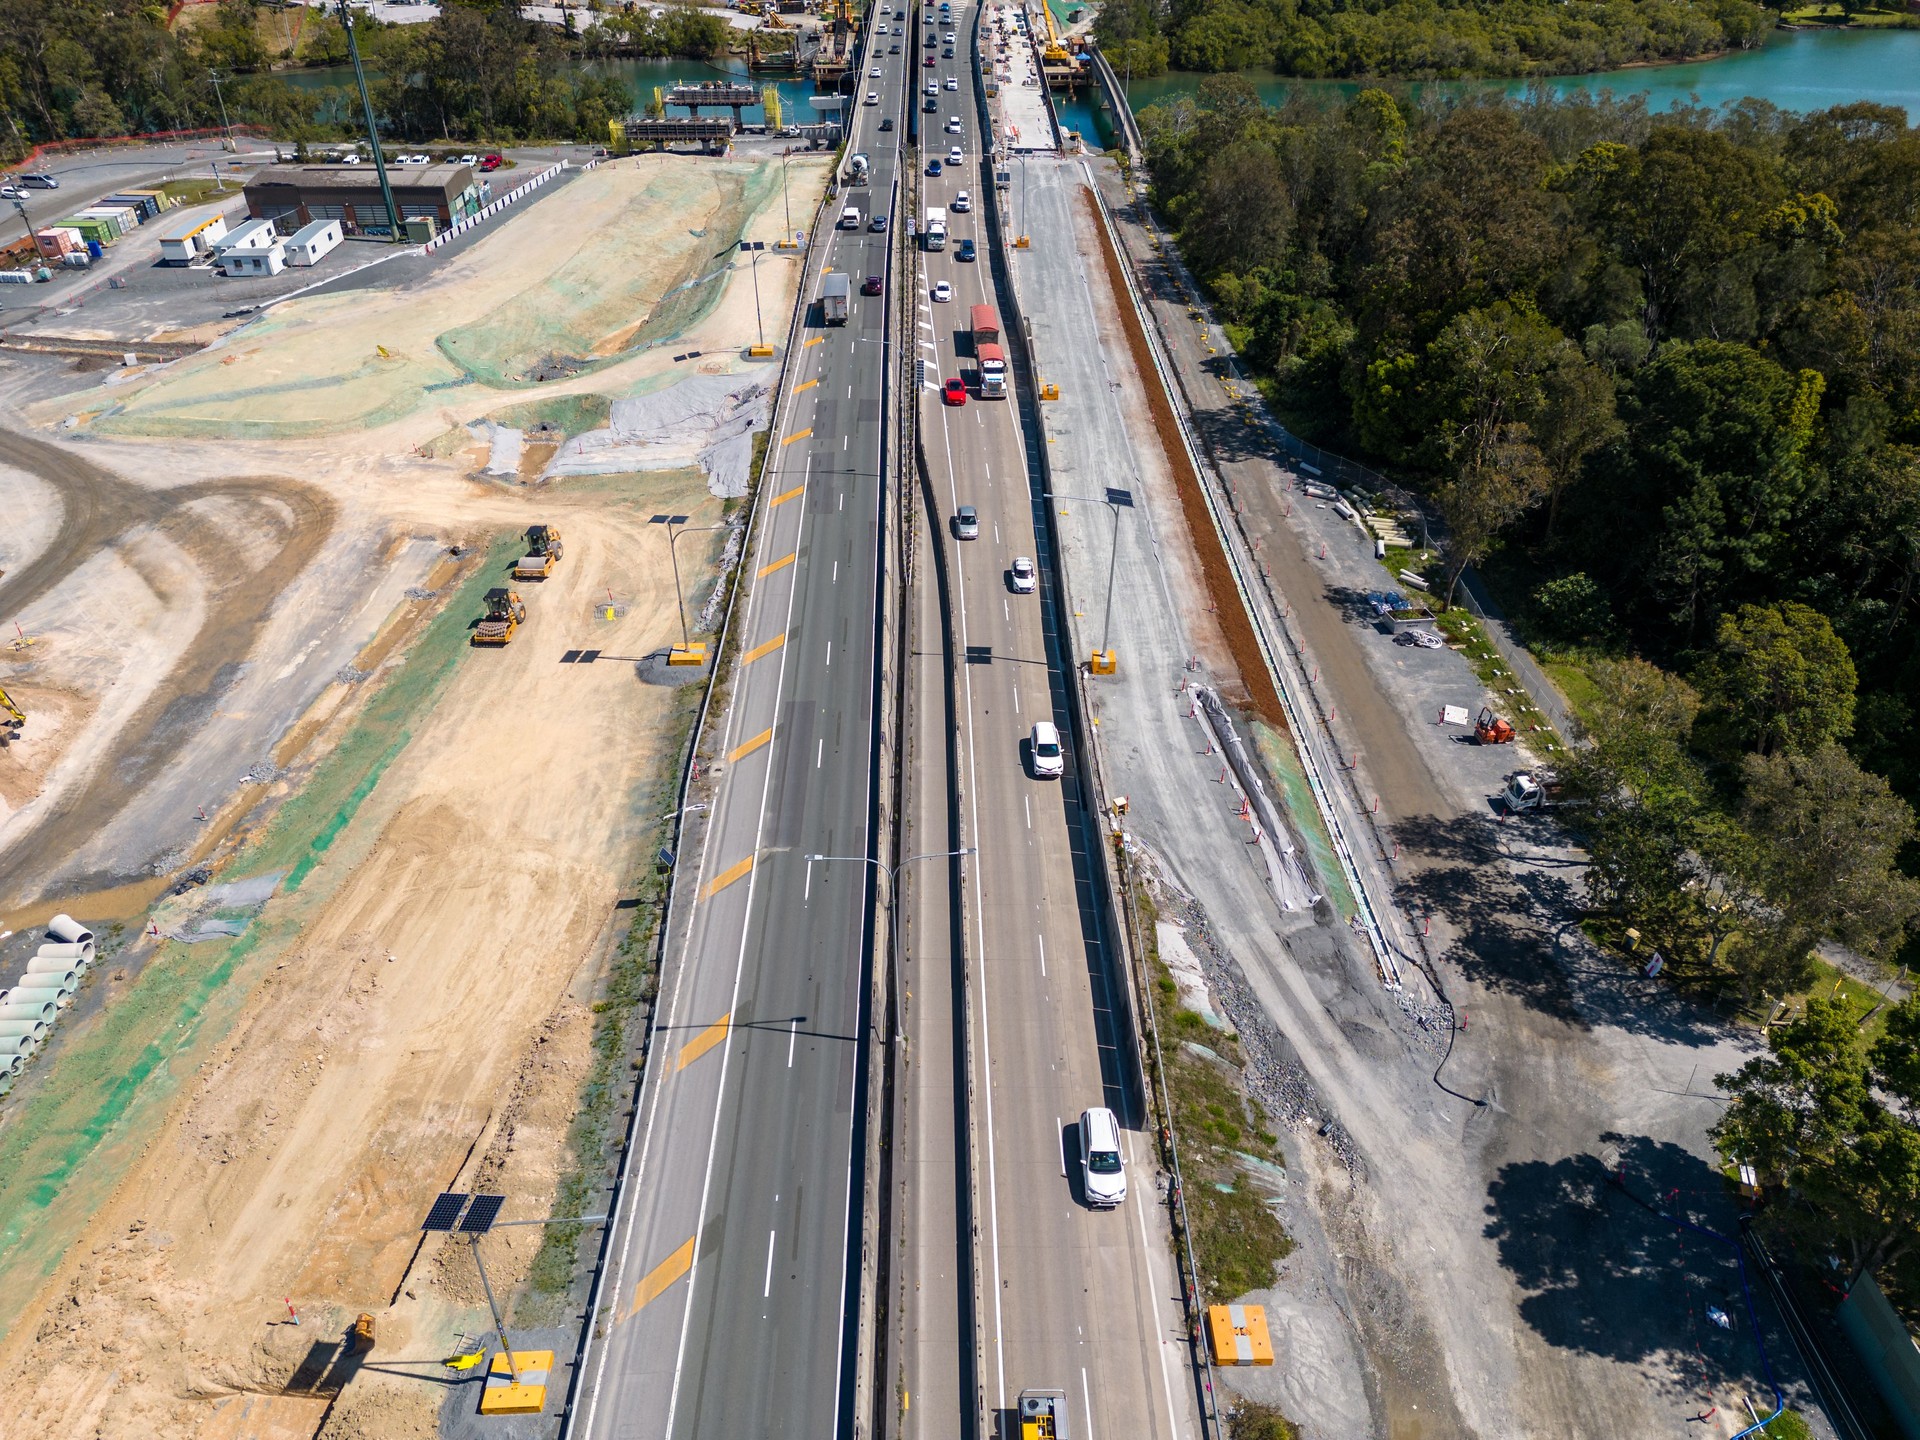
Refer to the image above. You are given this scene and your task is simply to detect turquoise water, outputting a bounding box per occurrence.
[1056,27,1920,145]
[277,57,813,130]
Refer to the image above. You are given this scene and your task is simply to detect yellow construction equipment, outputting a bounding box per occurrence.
[0,683,23,733]
[473,588,527,647]
[512,524,564,580]
[1039,0,1071,66]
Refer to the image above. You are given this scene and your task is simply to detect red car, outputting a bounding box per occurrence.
[924,55,937,66]
[943,377,967,406]
[862,274,884,295]
[479,154,504,172]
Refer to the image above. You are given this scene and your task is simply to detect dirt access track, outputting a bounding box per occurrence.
[0,150,826,1437]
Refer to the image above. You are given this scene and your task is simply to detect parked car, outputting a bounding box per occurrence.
[1030,720,1064,778]
[0,185,22,199]
[479,154,504,171]
[1010,556,1036,593]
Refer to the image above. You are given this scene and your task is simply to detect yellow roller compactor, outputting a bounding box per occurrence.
[512,524,563,581]
[473,588,526,646]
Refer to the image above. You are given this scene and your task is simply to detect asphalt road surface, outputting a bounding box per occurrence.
[569,22,904,1440]
[906,14,1200,1433]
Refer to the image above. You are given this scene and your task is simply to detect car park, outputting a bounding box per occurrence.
[870,214,890,232]
[1079,1107,1126,1206]
[932,280,952,301]
[957,237,975,261]
[862,274,884,295]
[1030,720,1064,778]
[954,504,979,536]
[944,377,968,406]
[1010,556,1036,593]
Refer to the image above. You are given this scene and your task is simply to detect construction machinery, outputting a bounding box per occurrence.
[0,683,22,735]
[473,588,526,647]
[1018,1388,1069,1439]
[512,524,563,581]
[1475,705,1515,745]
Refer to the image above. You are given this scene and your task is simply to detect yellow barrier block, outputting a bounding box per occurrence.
[668,643,707,666]
[1039,383,1060,401]
[1206,1304,1274,1366]
[479,1350,554,1415]
[747,343,775,358]
[1089,649,1116,675]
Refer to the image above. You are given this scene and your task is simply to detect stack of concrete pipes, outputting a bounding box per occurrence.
[0,915,97,1087]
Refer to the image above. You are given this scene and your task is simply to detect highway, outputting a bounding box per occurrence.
[568,16,907,1439]
[901,5,1200,1432]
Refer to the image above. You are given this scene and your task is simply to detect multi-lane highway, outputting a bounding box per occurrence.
[903,6,1199,1433]
[569,19,907,1439]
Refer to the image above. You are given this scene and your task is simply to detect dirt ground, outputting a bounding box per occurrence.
[0,150,826,1438]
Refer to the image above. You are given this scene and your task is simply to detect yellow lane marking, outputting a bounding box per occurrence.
[677,1011,732,1071]
[743,633,786,664]
[629,1236,697,1315]
[728,727,774,763]
[771,485,805,507]
[804,336,825,348]
[782,428,813,447]
[757,552,796,579]
[795,378,819,393]
[701,853,754,901]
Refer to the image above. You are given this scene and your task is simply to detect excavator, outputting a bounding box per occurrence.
[512,524,564,581]
[472,588,527,647]
[0,683,23,739]
[1475,705,1515,745]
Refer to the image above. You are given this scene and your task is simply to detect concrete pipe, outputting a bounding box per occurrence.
[0,1032,39,1058]
[0,1017,48,1042]
[4,985,71,1011]
[12,971,75,997]
[46,914,94,947]
[23,960,79,985]
[37,940,94,965]
[0,999,58,1024]
[0,1053,22,1079]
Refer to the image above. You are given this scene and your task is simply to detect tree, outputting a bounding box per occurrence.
[1700,602,1857,757]
[1742,742,1920,966]
[1715,996,1920,1285]
[1433,427,1551,609]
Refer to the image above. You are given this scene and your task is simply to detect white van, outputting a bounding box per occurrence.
[838,205,862,230]
[1080,1107,1126,1207]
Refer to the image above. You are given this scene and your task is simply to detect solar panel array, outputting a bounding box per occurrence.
[460,1194,507,1234]
[422,1192,470,1232]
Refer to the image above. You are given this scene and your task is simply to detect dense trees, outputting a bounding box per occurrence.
[0,0,737,157]
[1095,0,1775,80]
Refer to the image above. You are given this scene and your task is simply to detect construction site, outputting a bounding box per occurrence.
[0,147,827,1437]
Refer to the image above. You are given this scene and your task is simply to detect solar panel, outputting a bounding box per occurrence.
[459,1194,507,1234]
[422,1192,470,1232]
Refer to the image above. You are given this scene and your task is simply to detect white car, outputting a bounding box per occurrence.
[1010,556,1036,593]
[0,185,23,199]
[925,80,938,95]
[944,30,956,41]
[870,66,882,77]
[946,117,963,132]
[945,76,959,90]
[1030,720,1063,778]
[952,189,971,212]
[1080,1107,1126,1207]
[865,91,880,105]
[932,280,952,302]
[947,145,963,165]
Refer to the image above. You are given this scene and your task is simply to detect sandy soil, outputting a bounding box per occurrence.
[0,149,828,1437]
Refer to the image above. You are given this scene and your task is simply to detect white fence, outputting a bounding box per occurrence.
[423,160,570,252]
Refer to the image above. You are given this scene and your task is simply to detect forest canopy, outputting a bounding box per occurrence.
[1094,0,1776,79]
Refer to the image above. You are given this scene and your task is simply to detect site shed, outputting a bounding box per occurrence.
[219,236,286,277]
[213,216,276,254]
[283,216,344,266]
[155,212,229,263]
[244,163,481,237]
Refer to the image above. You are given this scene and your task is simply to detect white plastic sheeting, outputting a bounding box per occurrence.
[543,374,771,498]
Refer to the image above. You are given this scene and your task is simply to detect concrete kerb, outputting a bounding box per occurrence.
[1083,174,1418,989]
[555,163,838,1439]
[981,134,1219,1436]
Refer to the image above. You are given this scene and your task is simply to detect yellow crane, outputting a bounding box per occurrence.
[1038,0,1070,65]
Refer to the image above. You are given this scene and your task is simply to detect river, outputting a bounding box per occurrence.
[1056,27,1920,143]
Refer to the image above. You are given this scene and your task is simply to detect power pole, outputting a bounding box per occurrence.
[336,0,402,241]
[207,70,234,152]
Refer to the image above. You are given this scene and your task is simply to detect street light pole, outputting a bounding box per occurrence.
[1052,487,1133,669]
[804,849,974,1043]
[650,516,729,657]
[207,70,234,151]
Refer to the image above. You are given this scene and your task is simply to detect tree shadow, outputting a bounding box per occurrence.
[1389,811,1723,1046]
[1483,1133,1766,1391]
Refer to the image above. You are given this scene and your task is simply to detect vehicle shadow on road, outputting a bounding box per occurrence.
[1388,812,1724,1047]
[1482,1134,1765,1383]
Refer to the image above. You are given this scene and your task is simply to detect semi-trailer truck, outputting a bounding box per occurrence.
[969,303,1006,397]
[821,270,851,325]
